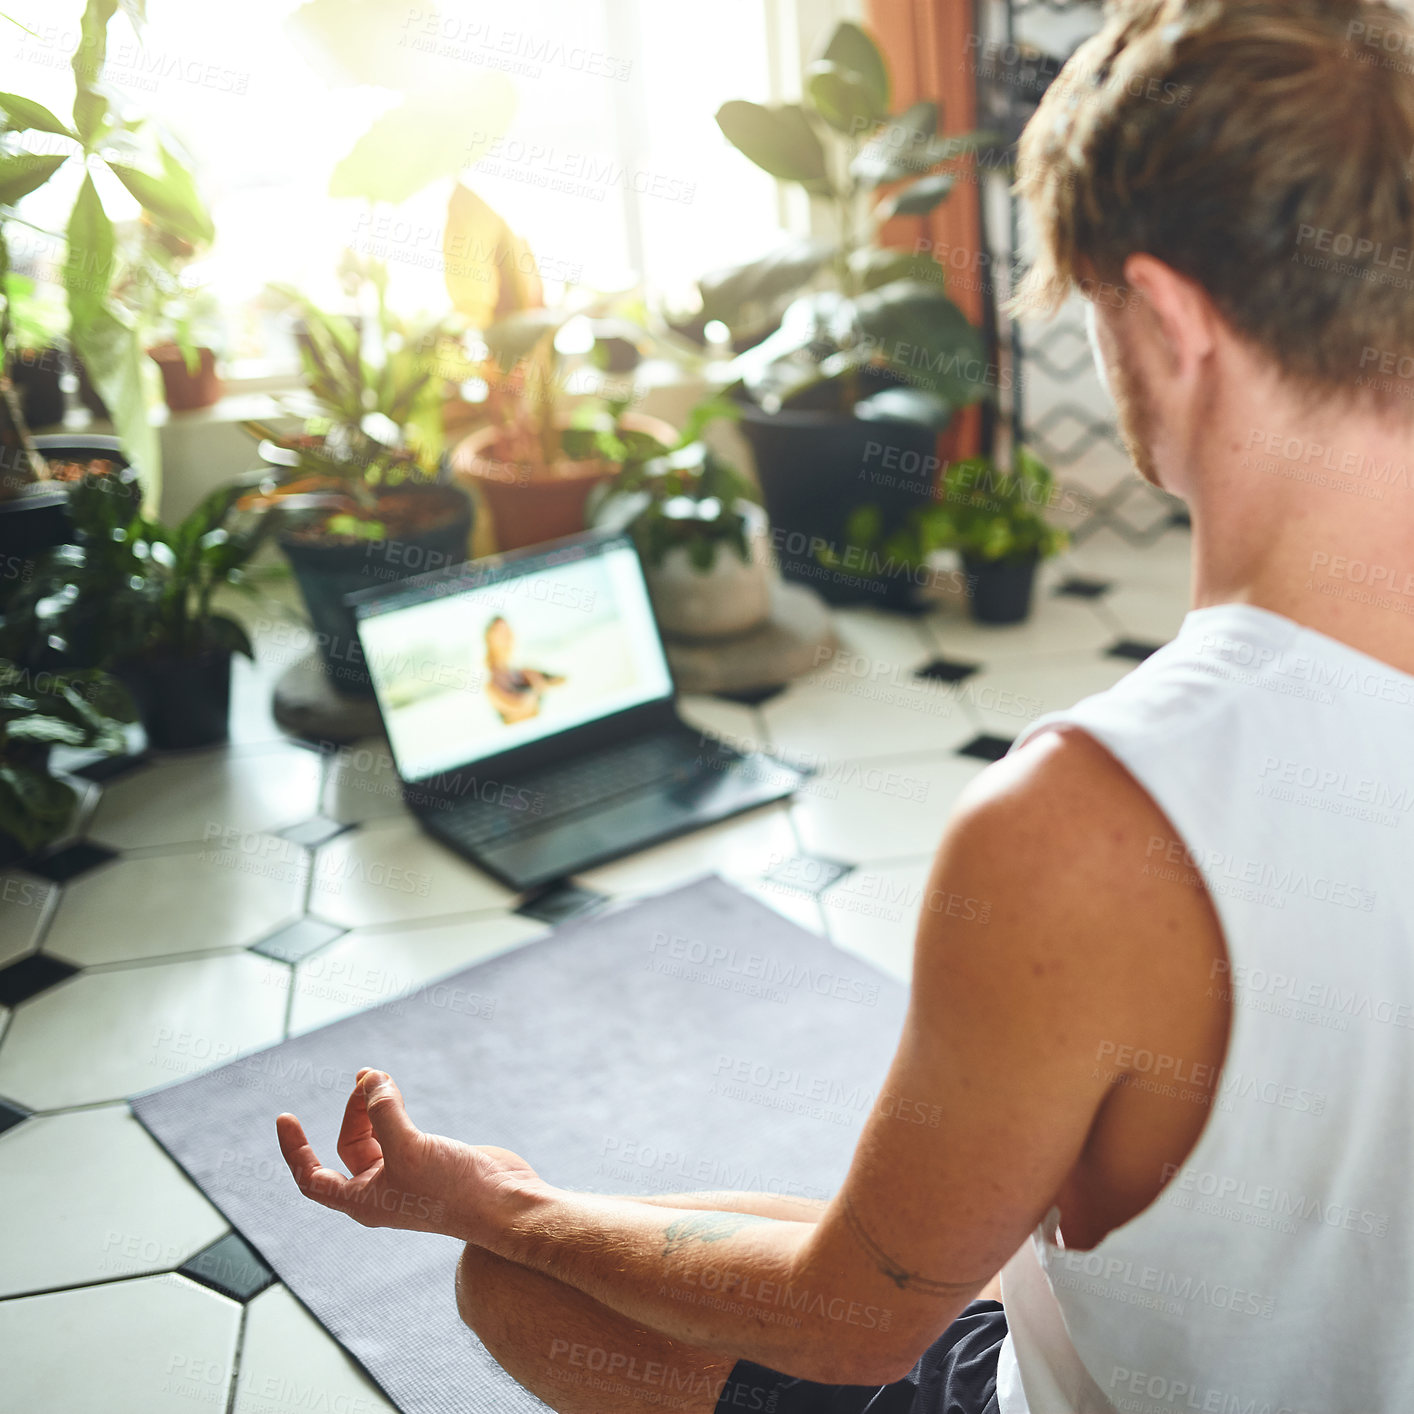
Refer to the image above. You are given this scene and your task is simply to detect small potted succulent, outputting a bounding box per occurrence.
[702,21,998,605]
[240,259,475,696]
[0,657,134,866]
[588,395,770,640]
[9,474,271,748]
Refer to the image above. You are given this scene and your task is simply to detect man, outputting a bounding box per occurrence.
[277,1,1414,1409]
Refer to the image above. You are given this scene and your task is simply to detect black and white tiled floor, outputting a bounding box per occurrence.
[0,526,1191,1412]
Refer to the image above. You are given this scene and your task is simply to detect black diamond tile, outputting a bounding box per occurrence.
[1168,506,1192,528]
[762,854,854,896]
[279,816,352,850]
[71,750,151,783]
[0,1096,31,1136]
[914,657,980,685]
[516,882,609,926]
[249,917,347,965]
[179,1232,275,1303]
[713,683,786,706]
[26,841,117,883]
[1054,575,1113,599]
[0,952,79,1007]
[1107,638,1166,663]
[957,734,1015,763]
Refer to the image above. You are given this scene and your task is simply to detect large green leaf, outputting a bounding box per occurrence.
[72,0,118,147]
[821,21,890,113]
[852,101,938,186]
[849,246,944,292]
[878,172,956,219]
[483,307,566,373]
[7,716,89,746]
[854,386,954,430]
[64,174,114,326]
[109,145,213,246]
[329,79,515,205]
[0,92,77,138]
[0,152,67,205]
[0,763,76,852]
[715,101,831,191]
[698,239,833,327]
[851,281,990,405]
[804,61,884,135]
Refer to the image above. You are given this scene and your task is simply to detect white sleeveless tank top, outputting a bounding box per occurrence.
[993,602,1414,1414]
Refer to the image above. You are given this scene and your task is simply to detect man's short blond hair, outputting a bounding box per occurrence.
[1011,0,1414,407]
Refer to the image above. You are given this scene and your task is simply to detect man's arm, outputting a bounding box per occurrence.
[279,728,1224,1385]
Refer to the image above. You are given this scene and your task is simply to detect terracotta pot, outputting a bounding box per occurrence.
[451,414,678,552]
[148,344,222,412]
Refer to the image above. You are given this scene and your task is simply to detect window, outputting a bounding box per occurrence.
[1,0,860,376]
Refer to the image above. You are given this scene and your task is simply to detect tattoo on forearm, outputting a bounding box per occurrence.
[842,1193,987,1298]
[661,1211,773,1256]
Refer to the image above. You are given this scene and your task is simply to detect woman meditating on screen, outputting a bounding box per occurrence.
[483,615,565,725]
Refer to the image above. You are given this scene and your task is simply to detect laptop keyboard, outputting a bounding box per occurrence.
[429,734,724,849]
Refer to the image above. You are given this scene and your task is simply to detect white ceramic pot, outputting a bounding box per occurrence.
[645,502,773,640]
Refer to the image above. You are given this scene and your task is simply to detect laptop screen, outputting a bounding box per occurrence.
[354,537,674,783]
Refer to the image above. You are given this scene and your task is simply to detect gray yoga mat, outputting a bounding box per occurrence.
[133,875,909,1414]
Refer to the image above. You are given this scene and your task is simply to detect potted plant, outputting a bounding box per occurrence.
[0,0,217,512]
[0,657,134,866]
[114,220,224,412]
[823,446,1067,623]
[239,260,475,697]
[8,474,271,749]
[3,275,67,428]
[701,20,997,606]
[589,396,770,640]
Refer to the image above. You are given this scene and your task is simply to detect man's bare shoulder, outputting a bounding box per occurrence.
[915,724,1225,1035]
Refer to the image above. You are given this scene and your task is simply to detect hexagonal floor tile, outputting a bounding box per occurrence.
[760,666,980,763]
[820,857,936,983]
[42,842,306,967]
[952,655,1135,738]
[0,1273,240,1414]
[922,592,1118,665]
[88,743,323,850]
[232,1284,397,1414]
[309,817,516,928]
[0,1104,227,1297]
[791,752,986,865]
[320,737,409,826]
[288,911,548,1035]
[1099,583,1191,644]
[0,870,57,969]
[0,951,287,1111]
[575,799,800,899]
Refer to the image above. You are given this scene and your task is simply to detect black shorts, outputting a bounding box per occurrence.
[713,1299,1005,1414]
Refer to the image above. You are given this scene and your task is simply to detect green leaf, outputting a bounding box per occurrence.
[844,503,883,547]
[329,80,515,205]
[698,239,833,329]
[116,0,145,33]
[849,246,943,292]
[715,100,831,191]
[0,152,67,205]
[852,101,938,187]
[850,281,989,405]
[109,147,214,246]
[676,393,741,447]
[804,61,884,134]
[72,0,118,146]
[0,92,77,138]
[483,307,566,373]
[878,172,956,219]
[201,614,253,659]
[0,764,77,852]
[821,21,890,113]
[7,716,89,746]
[64,174,115,326]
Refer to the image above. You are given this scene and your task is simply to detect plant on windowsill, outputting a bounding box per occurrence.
[237,256,477,697]
[5,474,273,749]
[587,395,771,640]
[0,657,134,866]
[820,446,1068,624]
[699,20,998,609]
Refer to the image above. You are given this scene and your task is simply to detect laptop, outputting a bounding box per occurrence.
[347,530,808,891]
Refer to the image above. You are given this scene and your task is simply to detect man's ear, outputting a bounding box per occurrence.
[1120,254,1216,382]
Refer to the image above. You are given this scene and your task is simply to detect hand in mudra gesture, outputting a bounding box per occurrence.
[276,1068,541,1240]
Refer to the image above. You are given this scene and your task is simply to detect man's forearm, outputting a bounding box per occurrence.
[478,1185,899,1383]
